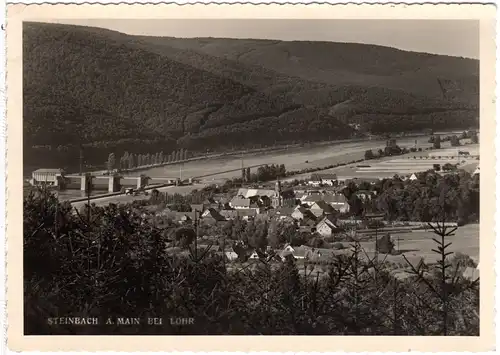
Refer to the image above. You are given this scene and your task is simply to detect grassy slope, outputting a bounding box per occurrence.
[24,23,479,172]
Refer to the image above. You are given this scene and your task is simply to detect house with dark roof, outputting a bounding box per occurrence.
[316,215,341,237]
[269,207,295,220]
[229,196,261,212]
[310,200,336,218]
[292,206,317,222]
[325,194,350,213]
[299,190,322,202]
[229,196,251,209]
[307,175,323,187]
[177,213,195,224]
[201,208,227,224]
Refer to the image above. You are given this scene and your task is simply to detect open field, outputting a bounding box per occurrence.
[284,142,479,182]
[70,183,206,209]
[365,223,479,263]
[136,134,462,182]
[331,223,479,266]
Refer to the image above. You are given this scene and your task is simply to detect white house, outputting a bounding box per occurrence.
[249,251,260,259]
[409,173,418,181]
[316,215,340,237]
[279,244,310,260]
[310,201,335,218]
[236,188,276,199]
[224,248,239,261]
[291,206,316,221]
[307,173,338,187]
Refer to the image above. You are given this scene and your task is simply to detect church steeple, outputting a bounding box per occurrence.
[274,176,283,208]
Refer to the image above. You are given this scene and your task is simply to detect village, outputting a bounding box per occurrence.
[136,165,479,281]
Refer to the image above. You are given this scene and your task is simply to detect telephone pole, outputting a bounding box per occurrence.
[241,157,245,187]
[79,146,84,176]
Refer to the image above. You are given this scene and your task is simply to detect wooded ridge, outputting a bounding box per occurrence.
[24,22,479,171]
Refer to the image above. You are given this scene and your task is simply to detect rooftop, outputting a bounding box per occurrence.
[33,168,63,174]
[236,188,276,199]
[303,193,348,204]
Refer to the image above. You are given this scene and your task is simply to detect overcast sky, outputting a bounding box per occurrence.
[51,19,479,59]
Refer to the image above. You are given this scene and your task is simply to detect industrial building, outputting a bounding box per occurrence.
[30,168,64,186]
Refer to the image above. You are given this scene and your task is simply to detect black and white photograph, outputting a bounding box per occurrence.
[19,14,485,338]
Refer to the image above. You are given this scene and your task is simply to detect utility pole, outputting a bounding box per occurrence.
[194,209,199,260]
[241,157,245,187]
[79,146,84,176]
[86,174,92,223]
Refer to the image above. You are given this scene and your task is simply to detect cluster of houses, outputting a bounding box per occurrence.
[234,243,338,264]
[149,179,366,239]
[173,241,340,265]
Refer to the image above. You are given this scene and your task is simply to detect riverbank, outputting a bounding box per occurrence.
[78,131,440,177]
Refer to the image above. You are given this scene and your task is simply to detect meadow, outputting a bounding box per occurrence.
[142,135,449,181]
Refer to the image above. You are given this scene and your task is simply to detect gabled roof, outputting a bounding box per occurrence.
[202,208,226,221]
[293,207,317,219]
[473,165,480,175]
[311,200,335,213]
[303,194,324,203]
[219,210,238,219]
[316,215,338,230]
[311,173,338,180]
[293,206,308,214]
[236,188,276,199]
[323,194,348,204]
[280,244,312,258]
[230,196,251,208]
[273,207,295,216]
[309,174,323,182]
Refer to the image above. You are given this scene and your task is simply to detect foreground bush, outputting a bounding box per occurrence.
[24,190,479,335]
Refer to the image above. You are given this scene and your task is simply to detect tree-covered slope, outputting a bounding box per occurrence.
[23,22,479,171]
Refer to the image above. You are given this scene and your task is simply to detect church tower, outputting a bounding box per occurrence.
[273,177,283,208]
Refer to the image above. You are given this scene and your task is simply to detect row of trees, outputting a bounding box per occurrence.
[343,170,479,225]
[233,164,287,185]
[429,131,478,149]
[24,188,479,335]
[106,149,190,172]
[364,139,406,160]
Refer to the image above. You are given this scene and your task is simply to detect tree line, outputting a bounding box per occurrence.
[106,149,190,172]
[342,169,480,225]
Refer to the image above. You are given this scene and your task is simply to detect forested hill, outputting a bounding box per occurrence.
[23,22,479,171]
